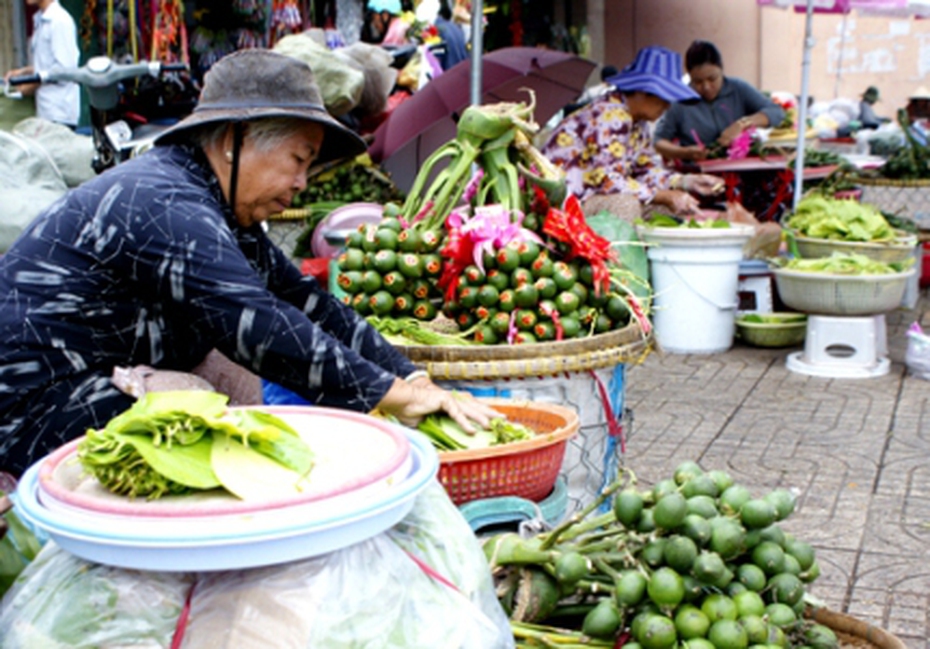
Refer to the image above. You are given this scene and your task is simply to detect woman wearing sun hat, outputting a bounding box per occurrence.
[540,45,724,218]
[0,49,497,477]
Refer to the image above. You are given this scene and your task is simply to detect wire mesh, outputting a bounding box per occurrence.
[437,364,628,514]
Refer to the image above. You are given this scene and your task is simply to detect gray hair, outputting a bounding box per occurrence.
[190,117,315,153]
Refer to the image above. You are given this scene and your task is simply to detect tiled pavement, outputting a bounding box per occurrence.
[621,297,930,648]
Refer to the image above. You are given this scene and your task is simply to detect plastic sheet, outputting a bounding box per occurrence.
[0,482,514,649]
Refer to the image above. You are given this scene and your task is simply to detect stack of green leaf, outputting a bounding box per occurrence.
[77,391,315,501]
[786,195,894,242]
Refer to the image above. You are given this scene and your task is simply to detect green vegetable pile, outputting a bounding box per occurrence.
[78,392,314,500]
[783,252,908,276]
[296,159,404,206]
[336,206,447,322]
[334,95,652,344]
[643,214,732,229]
[417,414,534,451]
[486,462,838,649]
[785,195,894,242]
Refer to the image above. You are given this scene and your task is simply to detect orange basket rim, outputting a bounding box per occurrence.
[436,399,580,464]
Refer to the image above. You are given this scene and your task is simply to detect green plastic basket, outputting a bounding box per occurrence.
[735,313,808,348]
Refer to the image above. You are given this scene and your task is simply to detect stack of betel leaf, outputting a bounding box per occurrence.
[488,462,839,649]
[785,195,894,243]
[334,92,652,345]
[77,391,314,501]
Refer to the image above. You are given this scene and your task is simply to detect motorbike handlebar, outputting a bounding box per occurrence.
[22,57,191,111]
[7,73,41,86]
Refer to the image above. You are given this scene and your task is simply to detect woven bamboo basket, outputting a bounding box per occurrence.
[808,607,908,649]
[853,176,930,188]
[396,321,651,380]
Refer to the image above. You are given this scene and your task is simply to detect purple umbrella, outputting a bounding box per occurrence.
[369,47,596,191]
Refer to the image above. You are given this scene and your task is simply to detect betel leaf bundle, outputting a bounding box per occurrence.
[77,391,314,500]
[785,195,894,242]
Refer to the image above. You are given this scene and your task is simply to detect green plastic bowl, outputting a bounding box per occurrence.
[735,313,808,348]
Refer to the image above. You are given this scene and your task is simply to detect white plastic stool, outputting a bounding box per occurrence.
[786,314,889,378]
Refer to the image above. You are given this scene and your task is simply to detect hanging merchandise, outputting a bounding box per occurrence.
[270,0,303,46]
[80,0,99,53]
[151,0,188,64]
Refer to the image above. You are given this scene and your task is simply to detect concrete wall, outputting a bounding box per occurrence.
[0,0,14,75]
[589,0,930,121]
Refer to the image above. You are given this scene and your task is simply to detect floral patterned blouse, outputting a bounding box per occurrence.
[540,92,681,204]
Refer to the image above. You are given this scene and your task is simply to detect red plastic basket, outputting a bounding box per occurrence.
[437,400,579,505]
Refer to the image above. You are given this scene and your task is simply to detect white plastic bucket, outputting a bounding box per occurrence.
[638,225,755,354]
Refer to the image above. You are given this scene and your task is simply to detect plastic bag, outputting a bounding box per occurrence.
[12,117,95,187]
[337,42,398,117]
[0,493,43,599]
[0,482,514,649]
[0,130,69,252]
[905,322,930,380]
[584,210,650,298]
[273,34,365,117]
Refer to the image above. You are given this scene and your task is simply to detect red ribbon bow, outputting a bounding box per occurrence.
[542,195,617,296]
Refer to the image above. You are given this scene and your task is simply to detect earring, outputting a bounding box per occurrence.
[225,150,233,162]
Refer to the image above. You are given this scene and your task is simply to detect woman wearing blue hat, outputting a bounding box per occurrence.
[540,46,724,217]
[654,40,785,163]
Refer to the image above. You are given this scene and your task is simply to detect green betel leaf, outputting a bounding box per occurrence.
[128,433,221,490]
[219,410,315,476]
[210,431,310,500]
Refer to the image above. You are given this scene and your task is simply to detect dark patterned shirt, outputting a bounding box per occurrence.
[0,144,415,473]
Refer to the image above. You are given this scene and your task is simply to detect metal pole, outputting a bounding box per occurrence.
[469,0,483,106]
[833,11,848,99]
[12,0,28,68]
[793,0,815,213]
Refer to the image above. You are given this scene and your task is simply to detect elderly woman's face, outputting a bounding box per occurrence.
[233,123,324,227]
[689,63,724,102]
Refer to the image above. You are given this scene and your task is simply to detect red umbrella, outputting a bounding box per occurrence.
[369,47,596,191]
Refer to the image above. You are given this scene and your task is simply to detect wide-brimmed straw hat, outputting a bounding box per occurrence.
[606,46,699,104]
[155,49,366,165]
[910,86,930,100]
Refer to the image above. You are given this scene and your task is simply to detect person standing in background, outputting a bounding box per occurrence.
[434,0,468,70]
[3,0,80,128]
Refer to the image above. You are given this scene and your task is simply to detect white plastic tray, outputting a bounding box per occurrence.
[14,421,438,572]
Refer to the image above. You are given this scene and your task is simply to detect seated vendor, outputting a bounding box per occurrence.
[540,46,725,220]
[654,40,785,163]
[0,49,497,477]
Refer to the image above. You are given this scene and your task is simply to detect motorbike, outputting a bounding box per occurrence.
[7,56,192,174]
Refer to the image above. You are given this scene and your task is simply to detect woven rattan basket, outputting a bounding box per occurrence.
[793,233,918,264]
[853,176,930,188]
[436,399,580,505]
[397,321,650,380]
[809,607,908,649]
[773,268,915,315]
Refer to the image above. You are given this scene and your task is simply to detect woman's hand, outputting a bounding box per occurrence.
[377,378,500,432]
[682,145,709,162]
[684,174,726,197]
[719,116,755,147]
[652,189,700,217]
